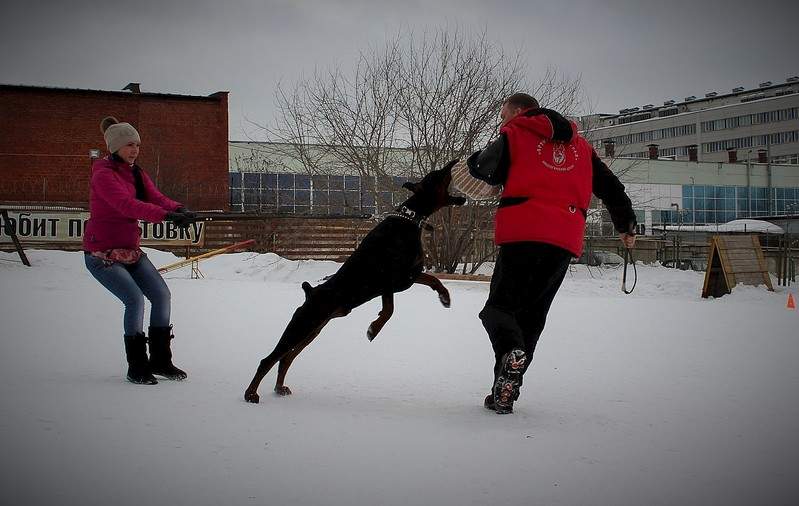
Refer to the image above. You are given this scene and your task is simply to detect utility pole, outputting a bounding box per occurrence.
[746,149,752,218]
[766,138,773,215]
[671,202,681,267]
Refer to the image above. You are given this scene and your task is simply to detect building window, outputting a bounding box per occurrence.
[227,172,414,215]
[679,184,798,223]
[609,123,695,146]
[771,153,799,164]
[701,107,798,132]
[702,130,799,153]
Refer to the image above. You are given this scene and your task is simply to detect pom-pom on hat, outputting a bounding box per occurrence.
[100,116,140,154]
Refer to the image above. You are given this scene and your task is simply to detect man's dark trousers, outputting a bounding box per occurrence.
[479,241,572,384]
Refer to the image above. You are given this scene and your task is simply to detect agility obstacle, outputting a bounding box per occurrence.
[702,235,773,298]
[157,239,255,276]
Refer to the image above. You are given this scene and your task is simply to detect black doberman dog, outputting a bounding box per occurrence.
[244,160,466,403]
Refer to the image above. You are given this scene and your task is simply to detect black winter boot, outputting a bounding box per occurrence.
[124,333,158,385]
[492,349,526,414]
[148,325,187,380]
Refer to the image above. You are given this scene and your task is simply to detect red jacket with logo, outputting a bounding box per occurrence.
[494,112,594,256]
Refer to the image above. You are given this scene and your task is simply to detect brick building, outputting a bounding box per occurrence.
[0,84,229,210]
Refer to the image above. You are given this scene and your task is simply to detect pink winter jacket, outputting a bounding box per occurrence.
[83,156,182,252]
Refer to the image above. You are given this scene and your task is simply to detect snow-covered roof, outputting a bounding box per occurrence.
[716,219,784,234]
[656,219,784,234]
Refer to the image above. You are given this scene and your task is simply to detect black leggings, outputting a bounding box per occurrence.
[479,242,571,382]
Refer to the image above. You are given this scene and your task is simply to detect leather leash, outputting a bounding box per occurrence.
[622,247,637,295]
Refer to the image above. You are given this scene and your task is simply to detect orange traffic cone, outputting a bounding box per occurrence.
[788,293,796,310]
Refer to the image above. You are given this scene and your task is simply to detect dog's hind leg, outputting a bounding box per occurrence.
[414,272,451,307]
[244,303,330,404]
[244,340,295,403]
[274,318,330,396]
[367,292,394,341]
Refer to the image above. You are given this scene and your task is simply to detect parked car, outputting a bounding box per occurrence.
[573,250,625,267]
[662,258,708,272]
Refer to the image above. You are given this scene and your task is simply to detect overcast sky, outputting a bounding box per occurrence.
[2,0,797,139]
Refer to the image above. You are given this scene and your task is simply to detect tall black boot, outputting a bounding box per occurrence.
[148,325,187,380]
[124,333,158,385]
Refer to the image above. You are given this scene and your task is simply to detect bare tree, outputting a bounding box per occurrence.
[255,39,404,212]
[263,27,585,272]
[381,28,519,272]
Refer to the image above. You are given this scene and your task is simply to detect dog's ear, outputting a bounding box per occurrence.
[449,195,467,206]
[442,159,459,172]
[402,181,421,193]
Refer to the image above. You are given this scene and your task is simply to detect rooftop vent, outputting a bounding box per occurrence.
[759,81,773,88]
[732,86,745,93]
[740,93,766,103]
[122,82,141,93]
[685,96,696,101]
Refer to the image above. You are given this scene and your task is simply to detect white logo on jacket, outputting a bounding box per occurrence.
[553,143,566,166]
[537,140,579,172]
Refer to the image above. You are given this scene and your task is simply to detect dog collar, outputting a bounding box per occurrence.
[384,205,428,227]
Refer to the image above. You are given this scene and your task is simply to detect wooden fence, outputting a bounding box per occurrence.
[195,215,379,261]
[10,208,789,275]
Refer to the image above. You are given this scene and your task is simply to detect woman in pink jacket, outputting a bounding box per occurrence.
[84,117,195,385]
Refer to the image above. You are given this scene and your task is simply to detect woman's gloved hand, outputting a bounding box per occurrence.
[165,211,195,228]
[175,207,198,220]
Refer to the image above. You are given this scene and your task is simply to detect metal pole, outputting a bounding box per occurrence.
[785,233,790,286]
[689,176,696,248]
[671,203,680,267]
[746,150,752,217]
[766,138,773,215]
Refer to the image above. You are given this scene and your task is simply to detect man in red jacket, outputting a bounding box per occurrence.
[466,93,637,414]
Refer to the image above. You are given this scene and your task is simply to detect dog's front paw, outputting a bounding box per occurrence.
[275,385,292,396]
[244,390,260,403]
[367,323,382,341]
[438,290,451,308]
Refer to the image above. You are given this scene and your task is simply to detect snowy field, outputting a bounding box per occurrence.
[1,248,797,506]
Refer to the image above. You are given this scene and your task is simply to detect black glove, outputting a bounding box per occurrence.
[165,211,195,228]
[175,207,198,220]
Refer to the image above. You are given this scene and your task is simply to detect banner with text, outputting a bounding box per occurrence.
[0,211,205,246]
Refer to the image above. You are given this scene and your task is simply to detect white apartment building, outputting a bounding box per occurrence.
[583,76,799,165]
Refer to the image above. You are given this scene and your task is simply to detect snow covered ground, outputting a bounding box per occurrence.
[1,248,796,506]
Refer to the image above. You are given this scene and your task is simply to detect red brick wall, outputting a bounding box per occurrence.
[0,85,229,211]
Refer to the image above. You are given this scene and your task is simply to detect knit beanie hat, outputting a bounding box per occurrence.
[100,116,141,154]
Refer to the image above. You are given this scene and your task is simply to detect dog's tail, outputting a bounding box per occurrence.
[301,281,313,301]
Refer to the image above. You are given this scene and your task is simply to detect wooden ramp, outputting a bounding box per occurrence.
[158,239,255,276]
[702,235,773,298]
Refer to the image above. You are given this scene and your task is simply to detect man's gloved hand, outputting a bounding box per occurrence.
[165,211,195,228]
